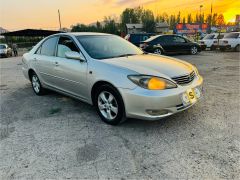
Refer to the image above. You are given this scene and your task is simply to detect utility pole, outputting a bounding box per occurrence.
[200,5,203,22]
[58,9,62,30]
[210,1,213,33]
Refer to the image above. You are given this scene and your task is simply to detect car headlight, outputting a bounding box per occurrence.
[128,75,177,90]
[193,66,199,76]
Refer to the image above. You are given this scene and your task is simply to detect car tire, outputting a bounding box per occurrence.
[235,45,240,52]
[210,46,215,51]
[94,84,126,125]
[190,46,198,55]
[154,48,163,55]
[30,72,46,96]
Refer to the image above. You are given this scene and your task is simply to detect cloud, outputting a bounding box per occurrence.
[101,0,157,7]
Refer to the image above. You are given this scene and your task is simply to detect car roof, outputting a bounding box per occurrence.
[55,32,113,36]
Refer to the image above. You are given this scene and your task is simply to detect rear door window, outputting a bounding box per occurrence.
[173,36,186,43]
[40,36,58,56]
[160,36,174,44]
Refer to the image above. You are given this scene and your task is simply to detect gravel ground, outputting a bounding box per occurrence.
[0,51,239,179]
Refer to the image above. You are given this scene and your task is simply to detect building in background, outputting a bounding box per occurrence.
[155,22,169,33]
[126,23,169,34]
[126,24,143,34]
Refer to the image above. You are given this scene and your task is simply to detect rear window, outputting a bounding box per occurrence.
[144,35,160,42]
[224,33,239,39]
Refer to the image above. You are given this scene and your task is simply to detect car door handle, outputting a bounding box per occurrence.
[55,62,59,66]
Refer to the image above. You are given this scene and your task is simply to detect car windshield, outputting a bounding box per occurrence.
[203,34,215,39]
[0,45,6,49]
[77,35,143,59]
[224,33,239,39]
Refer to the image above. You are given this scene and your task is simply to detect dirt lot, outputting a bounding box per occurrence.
[0,51,239,179]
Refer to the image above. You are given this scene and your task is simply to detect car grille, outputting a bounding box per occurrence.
[171,71,196,85]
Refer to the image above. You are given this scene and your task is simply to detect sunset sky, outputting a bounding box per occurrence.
[0,0,239,31]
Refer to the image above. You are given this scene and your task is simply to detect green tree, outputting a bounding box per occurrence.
[120,7,142,32]
[212,13,218,26]
[187,14,192,23]
[141,9,155,33]
[103,16,119,35]
[169,15,176,30]
[182,17,186,24]
[216,14,225,26]
[176,11,181,23]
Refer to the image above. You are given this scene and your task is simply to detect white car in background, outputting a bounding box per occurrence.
[218,32,240,52]
[0,44,13,57]
[199,33,225,50]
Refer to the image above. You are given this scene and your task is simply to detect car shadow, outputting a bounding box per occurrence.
[1,84,198,134]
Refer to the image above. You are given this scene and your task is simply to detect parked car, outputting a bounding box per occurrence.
[125,33,155,47]
[140,35,201,55]
[218,32,240,52]
[199,33,225,50]
[0,44,13,57]
[22,33,203,125]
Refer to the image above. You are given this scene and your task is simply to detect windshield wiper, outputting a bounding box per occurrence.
[115,54,137,58]
[99,54,137,60]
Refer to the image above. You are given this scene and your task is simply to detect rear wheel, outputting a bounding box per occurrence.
[190,46,198,55]
[94,84,126,125]
[154,48,163,55]
[235,45,240,52]
[30,72,46,95]
[210,46,215,51]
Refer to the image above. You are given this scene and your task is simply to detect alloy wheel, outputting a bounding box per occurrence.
[154,48,162,55]
[32,75,40,93]
[97,91,118,121]
[191,46,198,55]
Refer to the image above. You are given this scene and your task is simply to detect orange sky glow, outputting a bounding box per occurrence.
[0,0,239,31]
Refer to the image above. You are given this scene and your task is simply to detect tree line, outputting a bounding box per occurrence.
[71,7,228,35]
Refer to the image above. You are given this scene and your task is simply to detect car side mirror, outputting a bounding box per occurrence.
[65,51,85,61]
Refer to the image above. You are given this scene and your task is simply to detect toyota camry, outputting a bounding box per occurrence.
[22,33,203,125]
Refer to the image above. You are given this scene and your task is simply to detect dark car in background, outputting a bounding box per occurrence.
[0,44,13,58]
[140,35,201,55]
[125,33,155,47]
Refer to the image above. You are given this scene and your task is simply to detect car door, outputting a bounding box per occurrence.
[158,36,175,53]
[54,35,88,100]
[33,36,59,87]
[172,36,189,52]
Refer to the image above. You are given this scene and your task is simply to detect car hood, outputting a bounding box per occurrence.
[102,54,194,78]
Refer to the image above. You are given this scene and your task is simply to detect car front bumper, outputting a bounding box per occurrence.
[0,53,7,56]
[200,44,207,50]
[119,75,203,120]
[219,45,231,50]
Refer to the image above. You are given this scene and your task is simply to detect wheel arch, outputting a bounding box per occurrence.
[153,45,165,53]
[28,69,35,81]
[91,80,124,105]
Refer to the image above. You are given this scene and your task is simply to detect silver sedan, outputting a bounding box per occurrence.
[22,32,203,125]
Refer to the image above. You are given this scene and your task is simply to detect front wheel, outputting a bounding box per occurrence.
[94,84,126,125]
[190,46,198,55]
